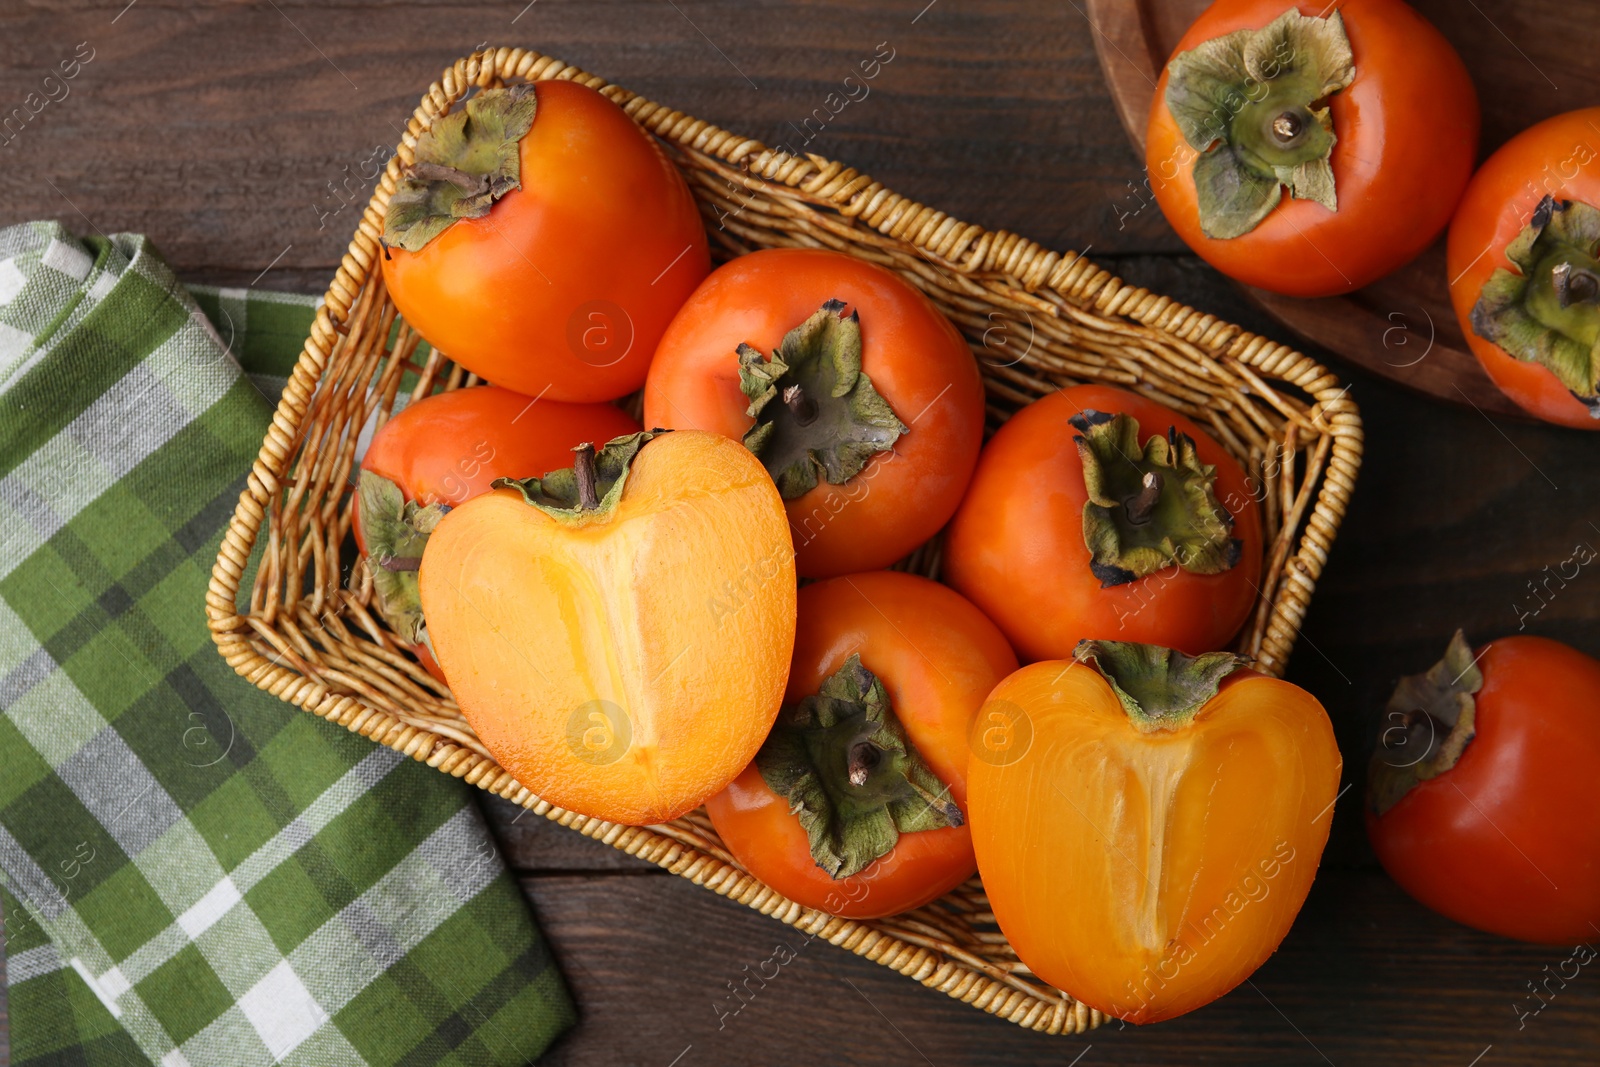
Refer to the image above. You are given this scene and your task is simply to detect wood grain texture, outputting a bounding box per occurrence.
[1,1,1597,1063]
[1082,0,1596,421]
[519,869,1600,1066]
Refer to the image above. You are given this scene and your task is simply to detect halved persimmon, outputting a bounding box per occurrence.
[968,641,1340,1023]
[418,430,796,824]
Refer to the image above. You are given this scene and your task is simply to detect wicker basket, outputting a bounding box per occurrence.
[206,48,1362,1036]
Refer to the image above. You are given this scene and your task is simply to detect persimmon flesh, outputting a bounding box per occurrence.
[968,645,1340,1023]
[419,431,796,824]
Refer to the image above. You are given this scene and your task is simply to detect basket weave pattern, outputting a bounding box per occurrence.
[206,48,1363,1036]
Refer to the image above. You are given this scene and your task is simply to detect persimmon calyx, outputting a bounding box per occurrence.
[1367,630,1481,816]
[737,299,907,500]
[1074,640,1246,733]
[383,84,538,253]
[756,654,961,880]
[358,470,449,644]
[1165,8,1353,239]
[492,430,662,523]
[1070,409,1241,588]
[1472,195,1600,417]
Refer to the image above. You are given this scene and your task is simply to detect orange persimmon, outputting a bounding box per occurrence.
[643,248,984,578]
[418,430,796,824]
[1145,0,1477,297]
[968,642,1340,1023]
[380,81,708,402]
[1367,631,1600,943]
[1447,109,1600,429]
[944,384,1262,661]
[706,571,1017,919]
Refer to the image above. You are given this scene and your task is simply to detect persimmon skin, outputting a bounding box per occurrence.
[381,80,709,402]
[354,386,639,685]
[1447,109,1600,430]
[1367,637,1600,943]
[642,248,984,578]
[969,661,1340,1024]
[354,385,642,555]
[943,384,1262,661]
[418,431,796,825]
[706,571,1017,919]
[1145,0,1478,297]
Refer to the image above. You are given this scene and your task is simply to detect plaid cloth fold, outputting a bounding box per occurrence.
[0,222,574,1066]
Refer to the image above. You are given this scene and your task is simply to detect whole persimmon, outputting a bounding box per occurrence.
[1368,631,1600,943]
[969,641,1340,1023]
[943,384,1261,661]
[1145,0,1477,297]
[418,431,796,825]
[355,385,640,683]
[1448,109,1600,429]
[643,248,984,578]
[706,571,1017,919]
[381,81,709,402]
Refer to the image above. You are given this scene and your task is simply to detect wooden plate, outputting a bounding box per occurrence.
[1083,0,1598,420]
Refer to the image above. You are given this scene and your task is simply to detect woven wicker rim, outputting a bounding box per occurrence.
[206,47,1363,1037]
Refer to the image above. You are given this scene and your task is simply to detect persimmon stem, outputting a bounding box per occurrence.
[1271,111,1303,142]
[848,740,880,787]
[1125,472,1163,526]
[573,443,600,510]
[1552,261,1600,307]
[782,383,819,426]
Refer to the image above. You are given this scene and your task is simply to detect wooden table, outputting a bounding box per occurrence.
[2,2,1597,1064]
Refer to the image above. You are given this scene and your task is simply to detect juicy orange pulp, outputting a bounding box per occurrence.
[969,661,1340,1023]
[419,430,796,824]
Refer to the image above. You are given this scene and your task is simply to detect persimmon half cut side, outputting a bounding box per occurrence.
[968,645,1340,1023]
[418,430,797,825]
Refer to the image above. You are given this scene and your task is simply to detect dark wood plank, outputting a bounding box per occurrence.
[0,0,1170,280]
[521,868,1600,1066]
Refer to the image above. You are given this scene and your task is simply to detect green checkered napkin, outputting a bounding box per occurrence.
[0,222,574,1066]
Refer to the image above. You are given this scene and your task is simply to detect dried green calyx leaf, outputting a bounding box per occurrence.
[756,654,962,880]
[1070,409,1241,588]
[493,431,662,523]
[358,470,449,644]
[1367,630,1481,817]
[1164,7,1354,238]
[1471,195,1600,418]
[1074,640,1246,733]
[738,299,907,499]
[383,84,539,253]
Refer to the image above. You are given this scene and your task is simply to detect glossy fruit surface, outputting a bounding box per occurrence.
[1146,0,1477,297]
[1368,633,1600,942]
[419,431,796,824]
[706,571,1016,918]
[382,80,708,402]
[944,384,1261,661]
[969,645,1340,1023]
[643,248,984,578]
[1447,108,1600,429]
